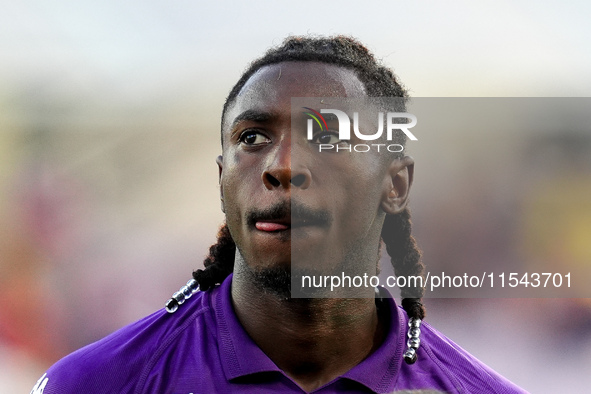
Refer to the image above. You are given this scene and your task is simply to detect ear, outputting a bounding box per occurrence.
[216,155,225,213]
[381,156,414,215]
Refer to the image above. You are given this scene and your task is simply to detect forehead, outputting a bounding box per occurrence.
[223,62,366,131]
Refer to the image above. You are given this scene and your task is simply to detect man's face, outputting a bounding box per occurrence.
[219,62,403,292]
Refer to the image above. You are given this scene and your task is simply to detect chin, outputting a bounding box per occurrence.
[245,265,292,299]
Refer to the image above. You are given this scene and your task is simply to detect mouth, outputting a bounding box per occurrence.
[248,203,291,233]
[255,220,290,232]
[247,201,332,233]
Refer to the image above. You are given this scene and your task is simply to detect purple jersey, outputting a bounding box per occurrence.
[32,275,526,393]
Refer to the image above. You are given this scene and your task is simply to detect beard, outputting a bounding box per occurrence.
[240,240,379,300]
[242,264,292,299]
[242,265,361,300]
[236,199,381,299]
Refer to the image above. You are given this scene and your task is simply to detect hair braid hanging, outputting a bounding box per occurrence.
[381,208,426,320]
[192,224,235,291]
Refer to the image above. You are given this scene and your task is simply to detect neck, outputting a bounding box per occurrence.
[231,268,385,392]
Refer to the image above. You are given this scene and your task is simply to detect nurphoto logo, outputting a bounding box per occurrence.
[302,107,417,153]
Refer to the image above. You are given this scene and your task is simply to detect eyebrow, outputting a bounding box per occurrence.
[230,109,274,130]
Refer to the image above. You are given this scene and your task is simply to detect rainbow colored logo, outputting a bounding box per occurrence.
[302,107,328,132]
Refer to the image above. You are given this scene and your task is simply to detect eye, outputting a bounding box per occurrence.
[239,130,271,146]
[312,131,347,145]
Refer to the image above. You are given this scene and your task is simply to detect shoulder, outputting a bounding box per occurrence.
[32,289,213,394]
[419,320,527,394]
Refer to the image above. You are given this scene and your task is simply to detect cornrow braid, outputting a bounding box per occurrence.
[192,224,235,291]
[381,208,426,320]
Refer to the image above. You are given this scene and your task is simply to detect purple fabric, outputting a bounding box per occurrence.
[34,275,526,393]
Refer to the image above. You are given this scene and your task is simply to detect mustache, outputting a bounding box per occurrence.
[246,200,332,227]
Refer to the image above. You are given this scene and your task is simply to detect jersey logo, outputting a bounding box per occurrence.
[30,373,49,394]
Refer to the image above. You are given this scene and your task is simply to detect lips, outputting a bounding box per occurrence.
[254,217,327,232]
[247,202,291,233]
[255,221,290,232]
[247,200,332,233]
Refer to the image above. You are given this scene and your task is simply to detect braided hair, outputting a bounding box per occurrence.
[194,35,426,322]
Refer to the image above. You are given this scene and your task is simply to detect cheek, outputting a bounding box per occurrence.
[322,158,383,197]
[219,175,250,253]
[221,175,245,214]
[220,160,260,224]
[334,166,386,226]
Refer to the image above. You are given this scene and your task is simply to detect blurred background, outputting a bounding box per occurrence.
[1,0,590,392]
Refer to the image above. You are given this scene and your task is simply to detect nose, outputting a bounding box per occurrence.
[263,140,311,190]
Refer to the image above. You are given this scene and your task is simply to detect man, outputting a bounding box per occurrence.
[32,36,525,393]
